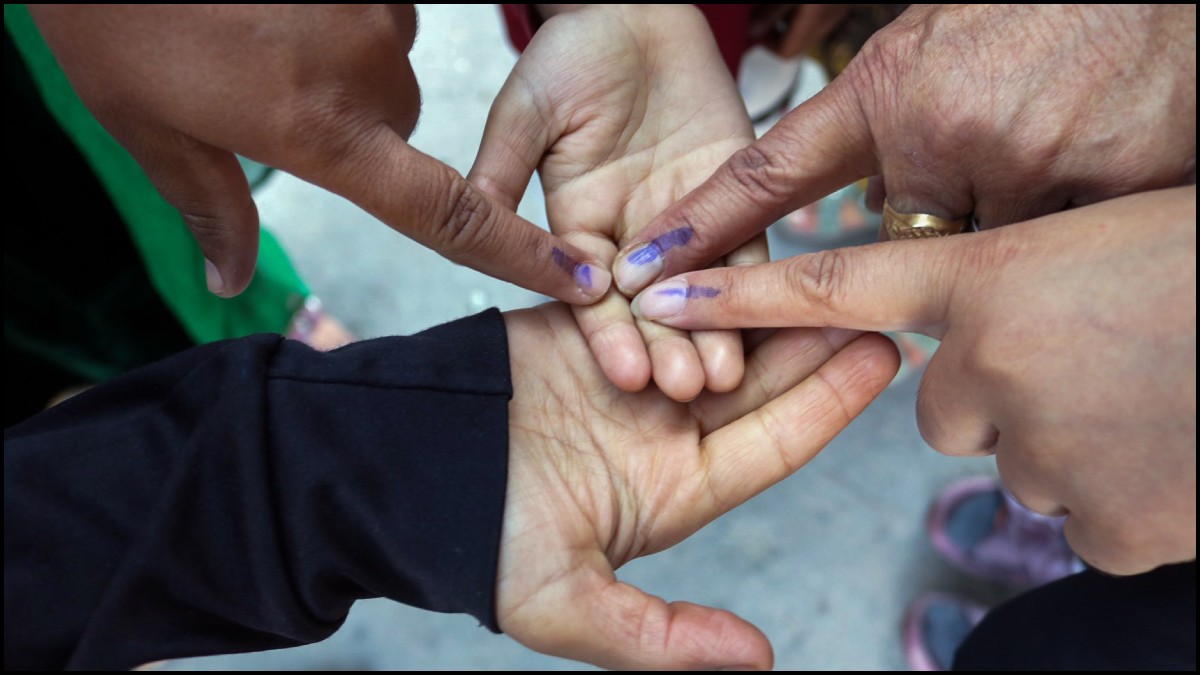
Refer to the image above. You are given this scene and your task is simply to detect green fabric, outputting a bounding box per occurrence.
[4,4,308,344]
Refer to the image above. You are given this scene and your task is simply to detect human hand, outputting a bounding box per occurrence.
[470,4,765,400]
[749,4,852,59]
[630,186,1197,576]
[612,4,1196,293]
[497,303,898,669]
[29,5,608,302]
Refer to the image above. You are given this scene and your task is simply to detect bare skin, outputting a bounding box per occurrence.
[29,5,609,303]
[498,303,899,669]
[471,5,766,401]
[633,187,1197,576]
[615,4,1196,288]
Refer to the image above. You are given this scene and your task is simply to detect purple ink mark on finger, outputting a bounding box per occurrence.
[653,226,693,250]
[555,247,602,292]
[627,226,695,266]
[551,247,575,274]
[655,285,720,299]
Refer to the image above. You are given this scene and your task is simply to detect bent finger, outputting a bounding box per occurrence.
[130,130,260,297]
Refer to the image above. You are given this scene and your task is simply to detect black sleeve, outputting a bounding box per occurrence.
[4,309,512,671]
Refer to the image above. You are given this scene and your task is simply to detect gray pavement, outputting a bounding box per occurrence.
[169,5,1002,670]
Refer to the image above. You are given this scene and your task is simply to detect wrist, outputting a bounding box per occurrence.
[538,4,709,46]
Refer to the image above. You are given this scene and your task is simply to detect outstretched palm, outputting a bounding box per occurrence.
[497,304,898,669]
[471,5,766,401]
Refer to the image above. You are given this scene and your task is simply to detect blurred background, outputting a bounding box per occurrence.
[164,5,1002,670]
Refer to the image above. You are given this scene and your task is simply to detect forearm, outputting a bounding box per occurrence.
[4,311,512,670]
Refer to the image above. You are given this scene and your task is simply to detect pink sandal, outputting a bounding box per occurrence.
[286,296,355,351]
[927,476,1081,587]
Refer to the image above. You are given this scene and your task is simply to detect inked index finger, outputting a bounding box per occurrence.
[612,82,875,296]
[298,124,613,305]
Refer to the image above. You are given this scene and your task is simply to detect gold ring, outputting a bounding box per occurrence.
[882,200,968,240]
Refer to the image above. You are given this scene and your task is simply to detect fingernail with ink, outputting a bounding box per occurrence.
[574,262,611,298]
[553,247,609,299]
[204,258,225,296]
[631,279,720,320]
[614,226,694,293]
[615,244,663,294]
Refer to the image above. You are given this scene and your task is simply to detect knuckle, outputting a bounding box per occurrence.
[437,176,498,256]
[784,249,851,316]
[848,25,918,107]
[723,144,794,203]
[853,23,994,179]
[719,267,755,313]
[176,196,256,250]
[285,95,376,168]
[180,211,232,247]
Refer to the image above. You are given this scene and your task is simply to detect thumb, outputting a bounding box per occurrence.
[467,71,547,212]
[612,80,875,295]
[511,571,773,670]
[630,234,981,337]
[130,130,260,297]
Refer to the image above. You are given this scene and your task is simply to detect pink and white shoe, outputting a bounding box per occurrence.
[286,296,355,352]
[927,476,1083,587]
[902,591,988,671]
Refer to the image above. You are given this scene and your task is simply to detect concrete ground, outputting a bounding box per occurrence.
[170,5,1003,670]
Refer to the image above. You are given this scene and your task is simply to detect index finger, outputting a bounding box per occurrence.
[298,124,612,304]
[612,81,875,296]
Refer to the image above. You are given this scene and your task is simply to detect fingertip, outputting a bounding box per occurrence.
[557,582,773,670]
[667,602,774,671]
[550,247,612,305]
[220,243,260,298]
[806,333,903,418]
[203,258,226,297]
[846,332,902,393]
[574,302,652,391]
[694,330,746,393]
[631,274,727,329]
[648,339,706,402]
[599,347,653,393]
[203,251,256,299]
[614,244,665,296]
[574,262,612,303]
[705,359,745,394]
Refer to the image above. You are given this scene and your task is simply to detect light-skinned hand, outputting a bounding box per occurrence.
[631,187,1197,576]
[470,4,766,401]
[613,4,1196,294]
[498,303,899,669]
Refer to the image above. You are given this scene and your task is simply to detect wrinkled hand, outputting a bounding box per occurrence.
[498,303,898,669]
[631,187,1197,576]
[30,5,608,302]
[614,4,1196,293]
[470,5,766,400]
